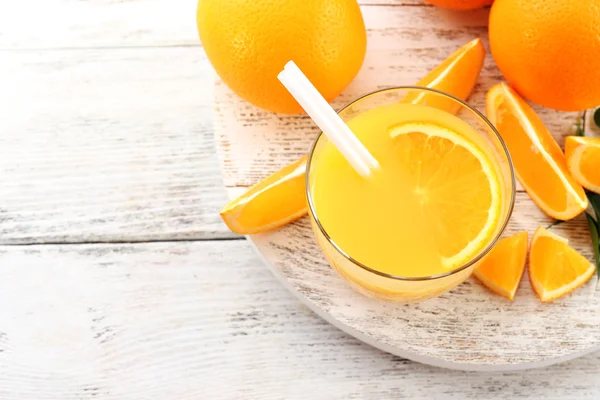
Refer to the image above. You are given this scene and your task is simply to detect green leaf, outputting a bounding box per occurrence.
[575,110,587,137]
[585,191,600,278]
[575,120,584,136]
[585,213,600,278]
[594,108,600,129]
[587,191,600,222]
[546,219,564,229]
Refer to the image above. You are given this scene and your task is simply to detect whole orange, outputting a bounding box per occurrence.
[197,0,366,114]
[424,0,493,10]
[489,0,600,111]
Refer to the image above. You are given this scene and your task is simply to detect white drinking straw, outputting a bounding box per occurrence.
[277,61,379,177]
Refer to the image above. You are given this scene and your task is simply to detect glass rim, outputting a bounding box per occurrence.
[305,86,517,282]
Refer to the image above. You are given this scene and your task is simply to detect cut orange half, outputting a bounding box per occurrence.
[389,122,502,269]
[565,136,600,194]
[473,231,528,300]
[486,83,588,220]
[220,155,307,234]
[529,227,595,302]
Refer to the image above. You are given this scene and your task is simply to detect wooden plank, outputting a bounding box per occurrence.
[0,0,200,49]
[0,1,424,50]
[215,5,579,189]
[0,240,599,399]
[0,47,236,243]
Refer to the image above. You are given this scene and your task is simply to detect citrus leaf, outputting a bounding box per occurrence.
[585,191,600,278]
[586,213,600,278]
[575,110,587,137]
[587,191,600,222]
[546,219,564,229]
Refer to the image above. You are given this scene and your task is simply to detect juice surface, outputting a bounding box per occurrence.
[309,103,504,278]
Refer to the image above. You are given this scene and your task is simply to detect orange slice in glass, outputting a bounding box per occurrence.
[565,136,600,194]
[486,83,588,220]
[389,122,502,269]
[473,231,528,300]
[529,227,595,302]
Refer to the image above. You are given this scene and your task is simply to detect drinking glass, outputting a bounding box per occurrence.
[305,87,516,302]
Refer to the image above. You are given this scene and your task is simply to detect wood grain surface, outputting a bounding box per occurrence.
[2,0,600,397]
[2,240,600,400]
[0,48,236,243]
[0,0,425,49]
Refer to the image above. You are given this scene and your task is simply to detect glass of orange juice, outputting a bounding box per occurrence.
[306,87,515,302]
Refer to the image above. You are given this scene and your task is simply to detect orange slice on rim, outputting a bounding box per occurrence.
[389,122,502,269]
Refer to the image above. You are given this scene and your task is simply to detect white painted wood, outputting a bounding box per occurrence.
[0,0,598,395]
[1,240,600,400]
[0,0,200,49]
[215,5,598,370]
[0,47,237,243]
[0,0,423,49]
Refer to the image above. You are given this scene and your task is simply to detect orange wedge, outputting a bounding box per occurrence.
[389,122,502,269]
[404,38,485,114]
[565,136,600,194]
[473,232,528,300]
[529,227,595,302]
[220,155,307,234]
[221,39,487,234]
[486,83,588,220]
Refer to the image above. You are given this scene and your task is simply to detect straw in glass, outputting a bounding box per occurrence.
[277,61,378,177]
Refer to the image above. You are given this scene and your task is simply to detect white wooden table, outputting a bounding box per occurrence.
[2,1,600,398]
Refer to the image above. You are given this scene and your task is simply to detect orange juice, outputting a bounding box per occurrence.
[307,90,514,301]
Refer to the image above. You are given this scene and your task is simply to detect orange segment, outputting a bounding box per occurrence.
[389,123,501,269]
[529,227,595,302]
[404,38,486,114]
[220,156,307,234]
[473,232,528,300]
[220,39,487,234]
[565,136,600,194]
[486,83,588,220]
